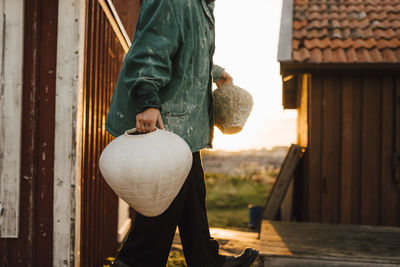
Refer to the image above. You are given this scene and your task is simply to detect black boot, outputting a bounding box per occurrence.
[220,248,259,267]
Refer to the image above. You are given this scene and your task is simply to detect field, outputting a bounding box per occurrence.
[205,171,275,230]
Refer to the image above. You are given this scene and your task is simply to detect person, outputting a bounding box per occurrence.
[105,0,259,266]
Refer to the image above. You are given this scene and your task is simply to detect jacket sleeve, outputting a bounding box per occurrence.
[212,64,225,82]
[120,0,180,114]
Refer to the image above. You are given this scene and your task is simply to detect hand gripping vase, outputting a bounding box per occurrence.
[213,83,254,134]
[99,128,193,217]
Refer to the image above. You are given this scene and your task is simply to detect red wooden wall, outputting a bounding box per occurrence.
[0,0,58,266]
[0,0,141,266]
[80,0,140,266]
[296,73,400,226]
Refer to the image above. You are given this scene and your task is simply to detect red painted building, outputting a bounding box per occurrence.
[279,0,400,226]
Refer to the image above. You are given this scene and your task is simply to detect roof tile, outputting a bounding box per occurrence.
[293,28,307,39]
[376,39,391,49]
[364,37,378,49]
[299,47,311,62]
[294,0,308,5]
[383,5,396,13]
[347,47,358,62]
[308,11,320,20]
[369,48,383,61]
[331,19,341,28]
[293,20,307,30]
[361,28,374,39]
[293,39,300,50]
[357,48,373,62]
[323,48,334,62]
[391,21,400,29]
[333,48,348,62]
[290,0,400,63]
[342,28,352,38]
[332,29,343,39]
[331,39,343,49]
[395,49,400,61]
[388,13,399,21]
[374,28,397,39]
[304,38,326,49]
[382,49,397,62]
[310,48,323,63]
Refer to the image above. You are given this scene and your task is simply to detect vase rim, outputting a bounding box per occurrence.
[124,128,159,137]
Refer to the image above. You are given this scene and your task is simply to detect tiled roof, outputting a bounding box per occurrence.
[292,0,400,63]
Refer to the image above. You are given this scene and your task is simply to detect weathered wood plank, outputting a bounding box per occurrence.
[280,179,294,221]
[308,75,323,222]
[341,76,353,224]
[262,145,303,220]
[341,76,363,225]
[361,76,382,225]
[350,77,363,225]
[321,76,341,223]
[260,220,400,264]
[297,74,308,147]
[380,76,397,226]
[395,76,400,224]
[53,0,86,266]
[36,0,59,265]
[296,74,309,221]
[0,0,24,238]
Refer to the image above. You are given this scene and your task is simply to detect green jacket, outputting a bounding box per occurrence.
[105,0,224,152]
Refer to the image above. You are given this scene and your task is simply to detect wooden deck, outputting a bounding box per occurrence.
[259,220,400,266]
[173,220,400,266]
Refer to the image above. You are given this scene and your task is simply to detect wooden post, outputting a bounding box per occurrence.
[53,0,86,266]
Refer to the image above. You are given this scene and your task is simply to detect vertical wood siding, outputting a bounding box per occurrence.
[301,73,400,226]
[0,0,58,265]
[80,1,140,266]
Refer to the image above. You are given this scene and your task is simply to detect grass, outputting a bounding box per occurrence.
[205,172,273,231]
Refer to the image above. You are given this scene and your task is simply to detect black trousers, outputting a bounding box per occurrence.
[117,152,225,267]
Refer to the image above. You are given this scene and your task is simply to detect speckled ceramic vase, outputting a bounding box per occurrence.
[213,83,253,134]
[99,128,193,217]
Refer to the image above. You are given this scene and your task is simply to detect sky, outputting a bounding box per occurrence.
[211,0,297,151]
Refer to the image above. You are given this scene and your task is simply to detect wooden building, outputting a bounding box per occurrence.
[0,0,141,266]
[279,0,400,226]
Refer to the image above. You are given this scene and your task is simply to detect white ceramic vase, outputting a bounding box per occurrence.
[213,83,253,134]
[99,128,193,217]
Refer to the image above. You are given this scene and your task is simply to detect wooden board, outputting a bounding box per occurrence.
[0,0,24,238]
[341,76,362,225]
[259,220,400,266]
[380,76,397,226]
[262,145,303,220]
[361,76,381,225]
[54,0,86,266]
[307,75,323,222]
[396,77,400,224]
[321,76,341,223]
